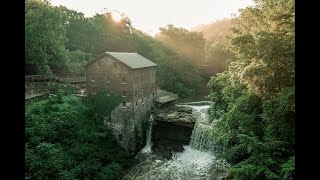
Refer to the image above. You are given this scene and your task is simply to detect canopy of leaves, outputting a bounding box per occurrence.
[156,24,206,66]
[25,93,131,179]
[192,18,236,76]
[25,0,70,75]
[206,0,295,179]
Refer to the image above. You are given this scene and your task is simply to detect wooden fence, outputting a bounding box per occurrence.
[25,75,86,85]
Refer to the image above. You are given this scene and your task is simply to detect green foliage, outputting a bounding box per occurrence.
[156,24,206,66]
[280,156,295,180]
[25,0,70,75]
[206,42,235,74]
[207,0,295,179]
[154,58,201,97]
[192,18,235,76]
[62,8,99,54]
[152,24,205,96]
[85,90,122,122]
[98,162,123,180]
[67,50,91,76]
[47,83,80,94]
[25,94,132,179]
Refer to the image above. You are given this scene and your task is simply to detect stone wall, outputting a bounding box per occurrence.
[25,82,81,99]
[25,82,50,95]
[133,93,154,149]
[107,93,154,152]
[108,102,136,151]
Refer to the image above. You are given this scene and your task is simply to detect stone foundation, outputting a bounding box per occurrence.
[107,93,154,152]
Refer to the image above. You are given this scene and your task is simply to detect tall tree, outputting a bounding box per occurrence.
[192,18,235,76]
[207,0,295,179]
[90,12,135,54]
[25,0,70,75]
[156,24,206,67]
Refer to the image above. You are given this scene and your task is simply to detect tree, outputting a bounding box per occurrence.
[207,0,295,179]
[206,42,235,75]
[25,94,131,179]
[156,24,206,66]
[192,18,235,76]
[25,0,70,75]
[66,50,90,77]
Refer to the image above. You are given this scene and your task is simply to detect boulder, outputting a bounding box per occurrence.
[156,111,196,124]
[172,105,193,114]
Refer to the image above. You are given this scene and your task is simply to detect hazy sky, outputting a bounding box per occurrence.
[50,0,253,36]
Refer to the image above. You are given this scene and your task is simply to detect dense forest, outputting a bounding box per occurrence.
[206,0,295,179]
[25,0,294,179]
[25,91,132,179]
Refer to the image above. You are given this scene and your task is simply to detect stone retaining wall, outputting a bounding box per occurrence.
[107,93,154,152]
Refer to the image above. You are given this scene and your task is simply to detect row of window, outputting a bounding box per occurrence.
[105,77,154,84]
[91,88,153,96]
[106,77,124,83]
[122,93,155,107]
[91,78,155,92]
[97,61,118,69]
[124,89,153,97]
[92,78,126,84]
[122,100,143,107]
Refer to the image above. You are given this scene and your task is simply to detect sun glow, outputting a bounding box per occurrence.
[111,12,122,22]
[50,0,254,36]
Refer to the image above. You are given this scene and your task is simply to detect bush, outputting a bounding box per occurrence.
[84,90,122,122]
[98,162,123,180]
[25,94,132,179]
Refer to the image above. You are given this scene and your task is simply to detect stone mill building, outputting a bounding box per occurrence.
[85,51,157,151]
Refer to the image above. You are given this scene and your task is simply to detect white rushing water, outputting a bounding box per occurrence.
[181,104,219,152]
[185,105,211,123]
[141,114,154,154]
[125,145,222,180]
[125,103,229,180]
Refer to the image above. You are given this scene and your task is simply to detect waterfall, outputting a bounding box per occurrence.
[124,103,230,180]
[141,114,154,154]
[187,105,225,153]
[177,104,215,151]
[190,122,215,151]
[190,105,214,151]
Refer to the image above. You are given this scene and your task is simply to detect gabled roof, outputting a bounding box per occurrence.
[86,51,157,69]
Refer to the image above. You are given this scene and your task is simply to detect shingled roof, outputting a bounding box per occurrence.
[86,51,157,69]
